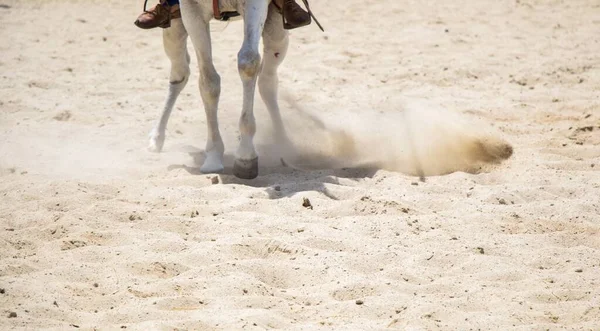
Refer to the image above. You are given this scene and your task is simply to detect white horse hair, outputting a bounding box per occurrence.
[148,0,289,179]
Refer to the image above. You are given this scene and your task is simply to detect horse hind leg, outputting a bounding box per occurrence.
[233,0,269,179]
[148,19,191,153]
[259,4,290,143]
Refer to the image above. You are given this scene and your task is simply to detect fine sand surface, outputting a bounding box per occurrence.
[1,0,599,329]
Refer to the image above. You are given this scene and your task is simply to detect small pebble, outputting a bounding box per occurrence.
[355,300,364,305]
[302,197,313,210]
[8,312,17,318]
[575,269,583,273]
[128,214,142,221]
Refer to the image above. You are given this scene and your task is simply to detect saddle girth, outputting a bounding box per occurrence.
[212,0,241,21]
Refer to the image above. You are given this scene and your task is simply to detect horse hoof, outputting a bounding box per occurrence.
[233,157,259,179]
[148,138,164,153]
[148,132,165,153]
[201,151,225,174]
[200,163,224,174]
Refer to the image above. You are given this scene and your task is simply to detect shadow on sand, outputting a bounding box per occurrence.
[167,149,380,200]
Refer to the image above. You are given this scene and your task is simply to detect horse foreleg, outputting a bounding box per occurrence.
[181,4,224,173]
[148,19,190,152]
[259,4,290,143]
[233,0,269,179]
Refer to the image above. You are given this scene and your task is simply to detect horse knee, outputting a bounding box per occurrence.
[170,60,190,85]
[199,69,221,103]
[238,49,261,79]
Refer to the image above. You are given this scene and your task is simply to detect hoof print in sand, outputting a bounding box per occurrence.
[128,262,189,279]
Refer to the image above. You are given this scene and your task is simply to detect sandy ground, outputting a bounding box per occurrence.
[1,0,599,330]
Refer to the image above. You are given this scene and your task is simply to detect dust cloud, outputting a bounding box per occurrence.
[272,98,513,177]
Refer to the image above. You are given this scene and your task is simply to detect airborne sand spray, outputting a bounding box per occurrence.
[270,97,513,177]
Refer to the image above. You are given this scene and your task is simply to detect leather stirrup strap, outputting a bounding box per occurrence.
[300,0,324,32]
[213,0,222,20]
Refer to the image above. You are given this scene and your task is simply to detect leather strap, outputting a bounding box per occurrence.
[300,0,324,31]
[213,0,222,20]
[212,0,240,21]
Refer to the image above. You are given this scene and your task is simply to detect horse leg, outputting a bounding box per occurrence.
[233,0,269,179]
[259,4,290,143]
[148,19,190,152]
[180,1,224,173]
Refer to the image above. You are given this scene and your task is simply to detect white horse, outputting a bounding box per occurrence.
[146,0,514,180]
[148,0,291,179]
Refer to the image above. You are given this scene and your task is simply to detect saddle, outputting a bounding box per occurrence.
[213,0,324,31]
[136,0,323,31]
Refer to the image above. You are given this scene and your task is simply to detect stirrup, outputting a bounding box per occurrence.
[298,0,324,32]
[274,0,324,32]
[282,2,310,30]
